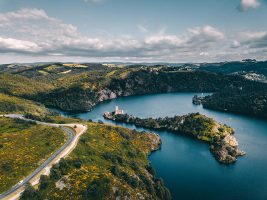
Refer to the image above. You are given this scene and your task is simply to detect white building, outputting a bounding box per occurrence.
[115,106,124,115]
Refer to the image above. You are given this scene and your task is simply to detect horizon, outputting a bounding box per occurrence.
[0,59,264,66]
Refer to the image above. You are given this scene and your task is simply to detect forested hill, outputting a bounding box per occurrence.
[198,60,267,76]
[196,60,267,82]
[0,62,266,119]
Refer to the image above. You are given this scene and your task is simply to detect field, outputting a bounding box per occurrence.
[0,117,66,193]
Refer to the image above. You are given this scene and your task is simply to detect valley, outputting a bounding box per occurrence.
[0,61,267,199]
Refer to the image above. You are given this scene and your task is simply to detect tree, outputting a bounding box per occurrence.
[50,164,62,180]
[20,183,41,200]
[2,163,12,172]
[84,176,111,200]
[58,158,70,175]
[72,159,82,169]
[39,175,49,190]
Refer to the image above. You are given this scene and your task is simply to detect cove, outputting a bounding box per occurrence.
[55,93,267,200]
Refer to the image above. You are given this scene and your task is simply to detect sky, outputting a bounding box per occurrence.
[0,0,266,63]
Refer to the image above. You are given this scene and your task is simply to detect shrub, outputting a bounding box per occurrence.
[102,153,123,164]
[39,175,49,190]
[130,162,139,171]
[2,163,12,172]
[58,158,70,175]
[20,183,41,200]
[145,164,155,175]
[72,159,82,169]
[84,176,111,200]
[98,120,104,124]
[110,165,122,177]
[50,164,62,180]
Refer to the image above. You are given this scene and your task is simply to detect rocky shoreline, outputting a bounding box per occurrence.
[104,111,245,164]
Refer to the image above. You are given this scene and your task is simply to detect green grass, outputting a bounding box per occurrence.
[0,117,66,193]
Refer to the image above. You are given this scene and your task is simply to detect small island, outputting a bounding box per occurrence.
[104,106,245,164]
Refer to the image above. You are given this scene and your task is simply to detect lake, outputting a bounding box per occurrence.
[55,93,267,200]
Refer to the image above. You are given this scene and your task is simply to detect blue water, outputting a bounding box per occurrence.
[56,93,267,200]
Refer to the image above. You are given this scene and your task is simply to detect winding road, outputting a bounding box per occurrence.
[0,114,87,200]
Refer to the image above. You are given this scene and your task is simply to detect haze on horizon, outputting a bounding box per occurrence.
[0,0,266,64]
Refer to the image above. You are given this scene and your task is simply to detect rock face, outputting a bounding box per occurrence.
[104,111,245,164]
[98,89,118,102]
[210,135,245,164]
[146,132,162,152]
[211,143,245,164]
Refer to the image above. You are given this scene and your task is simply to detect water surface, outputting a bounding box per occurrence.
[56,93,267,200]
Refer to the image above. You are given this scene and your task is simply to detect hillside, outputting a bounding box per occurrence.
[20,122,171,200]
[0,73,53,98]
[0,93,51,116]
[0,63,267,119]
[0,117,66,193]
[197,60,267,82]
[202,88,267,119]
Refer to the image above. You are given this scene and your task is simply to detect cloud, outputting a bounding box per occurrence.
[240,31,267,48]
[0,8,266,63]
[84,0,105,3]
[0,37,40,53]
[238,0,261,11]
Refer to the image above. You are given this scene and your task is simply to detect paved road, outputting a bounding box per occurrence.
[0,114,87,200]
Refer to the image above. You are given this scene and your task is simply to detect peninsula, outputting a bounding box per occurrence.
[104,108,245,164]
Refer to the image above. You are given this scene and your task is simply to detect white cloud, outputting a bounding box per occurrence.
[84,0,105,3]
[238,0,260,11]
[0,37,40,52]
[188,26,225,40]
[0,8,266,63]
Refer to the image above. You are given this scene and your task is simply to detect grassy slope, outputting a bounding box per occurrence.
[0,117,66,193]
[0,93,51,116]
[0,73,53,97]
[33,122,170,200]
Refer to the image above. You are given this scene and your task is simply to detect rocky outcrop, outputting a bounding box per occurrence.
[104,112,245,164]
[146,132,161,152]
[211,142,245,164]
[98,89,118,102]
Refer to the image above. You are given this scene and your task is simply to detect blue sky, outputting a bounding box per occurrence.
[0,0,266,63]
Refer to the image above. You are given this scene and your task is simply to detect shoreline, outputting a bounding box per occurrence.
[104,111,246,164]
